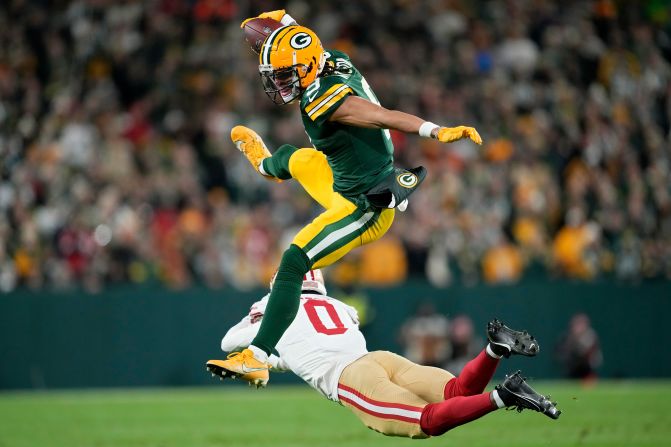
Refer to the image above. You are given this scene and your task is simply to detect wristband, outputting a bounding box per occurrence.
[419,122,439,138]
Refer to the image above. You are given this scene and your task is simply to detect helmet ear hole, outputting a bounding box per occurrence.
[296,63,314,89]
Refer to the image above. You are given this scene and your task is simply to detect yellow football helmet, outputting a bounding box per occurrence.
[258,25,325,104]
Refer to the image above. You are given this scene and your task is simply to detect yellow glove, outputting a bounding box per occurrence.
[240,9,287,28]
[435,126,483,145]
[259,9,287,21]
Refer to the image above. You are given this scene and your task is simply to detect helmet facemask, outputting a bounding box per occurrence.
[259,63,311,105]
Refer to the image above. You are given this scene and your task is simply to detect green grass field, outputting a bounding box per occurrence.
[0,381,669,447]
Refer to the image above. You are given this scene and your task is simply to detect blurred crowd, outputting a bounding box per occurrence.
[399,305,603,379]
[399,302,483,374]
[1,0,670,292]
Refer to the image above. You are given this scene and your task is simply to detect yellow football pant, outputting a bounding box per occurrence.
[288,148,395,268]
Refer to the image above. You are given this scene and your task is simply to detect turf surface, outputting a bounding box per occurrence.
[0,381,668,447]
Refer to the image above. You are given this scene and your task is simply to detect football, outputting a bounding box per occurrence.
[243,17,283,54]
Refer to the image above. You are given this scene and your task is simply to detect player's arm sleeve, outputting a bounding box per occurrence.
[302,80,353,126]
[221,317,260,352]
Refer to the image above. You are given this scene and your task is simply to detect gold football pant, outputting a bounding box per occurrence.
[250,147,395,355]
[288,148,395,268]
[338,351,454,438]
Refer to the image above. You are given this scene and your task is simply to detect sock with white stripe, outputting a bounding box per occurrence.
[491,390,506,409]
[250,244,310,355]
[486,343,504,359]
[260,144,299,180]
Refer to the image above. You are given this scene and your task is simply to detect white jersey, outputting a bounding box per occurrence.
[221,293,368,402]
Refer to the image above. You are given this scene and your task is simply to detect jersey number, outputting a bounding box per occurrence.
[305,79,321,103]
[304,299,348,335]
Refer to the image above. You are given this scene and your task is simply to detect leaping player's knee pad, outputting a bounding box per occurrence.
[275,244,311,283]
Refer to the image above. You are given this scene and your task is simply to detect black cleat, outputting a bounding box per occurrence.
[495,371,561,420]
[487,319,539,358]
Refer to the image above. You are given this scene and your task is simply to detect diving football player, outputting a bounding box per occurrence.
[207,270,560,438]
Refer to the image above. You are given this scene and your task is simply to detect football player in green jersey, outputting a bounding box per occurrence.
[209,10,482,382]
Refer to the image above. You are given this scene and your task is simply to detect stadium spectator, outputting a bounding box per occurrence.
[0,0,669,291]
[398,302,450,367]
[555,313,603,382]
[481,237,524,284]
[444,315,483,375]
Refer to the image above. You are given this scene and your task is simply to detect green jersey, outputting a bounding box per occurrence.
[299,50,394,199]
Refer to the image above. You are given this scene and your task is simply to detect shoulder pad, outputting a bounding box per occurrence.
[301,75,353,122]
[324,49,351,61]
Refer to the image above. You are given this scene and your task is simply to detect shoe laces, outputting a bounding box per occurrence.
[226,349,266,367]
[226,350,248,361]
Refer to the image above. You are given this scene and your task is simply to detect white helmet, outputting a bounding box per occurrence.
[269,269,327,295]
[301,269,327,295]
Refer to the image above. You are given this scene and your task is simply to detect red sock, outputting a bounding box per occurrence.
[420,393,496,436]
[444,349,499,399]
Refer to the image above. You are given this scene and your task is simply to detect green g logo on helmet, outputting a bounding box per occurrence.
[290,32,312,49]
[397,172,418,188]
